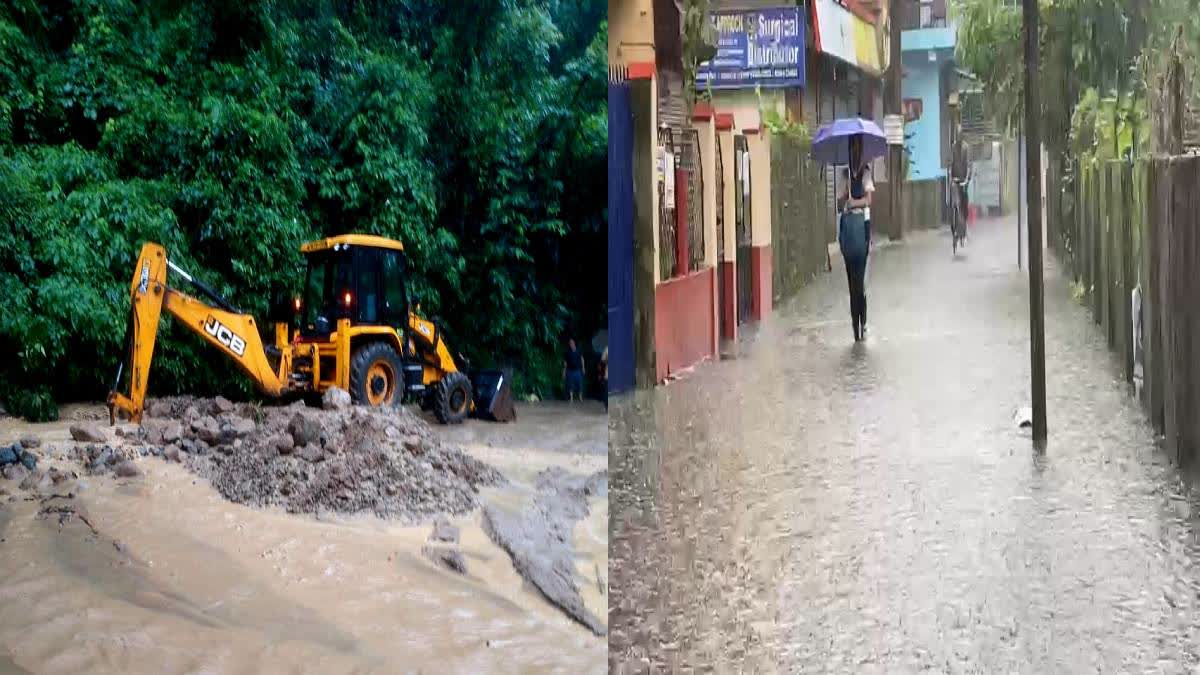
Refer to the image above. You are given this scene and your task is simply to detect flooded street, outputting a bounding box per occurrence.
[0,402,606,674]
[610,218,1200,672]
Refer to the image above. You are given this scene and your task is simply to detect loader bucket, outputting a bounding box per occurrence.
[469,369,516,422]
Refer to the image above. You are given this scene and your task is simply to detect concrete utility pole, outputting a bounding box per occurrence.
[1022,0,1047,443]
[887,0,904,239]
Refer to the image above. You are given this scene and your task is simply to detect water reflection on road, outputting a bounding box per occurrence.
[610,220,1200,672]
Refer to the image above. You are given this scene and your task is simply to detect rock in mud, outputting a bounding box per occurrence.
[70,424,107,443]
[77,444,134,475]
[164,445,182,462]
[3,464,28,483]
[401,436,426,455]
[212,396,235,414]
[224,416,257,438]
[298,444,325,463]
[288,413,321,447]
[430,516,460,544]
[272,433,295,455]
[190,416,221,444]
[19,436,40,449]
[322,387,352,410]
[422,545,468,574]
[161,421,183,443]
[114,461,141,478]
[143,419,183,445]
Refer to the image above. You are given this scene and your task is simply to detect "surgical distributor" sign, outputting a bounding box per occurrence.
[696,7,805,90]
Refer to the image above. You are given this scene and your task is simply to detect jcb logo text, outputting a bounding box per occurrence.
[204,317,247,357]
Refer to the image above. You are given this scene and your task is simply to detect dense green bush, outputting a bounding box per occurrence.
[0,0,606,419]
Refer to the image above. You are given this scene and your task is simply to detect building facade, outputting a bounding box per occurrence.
[610,0,725,388]
[608,1,892,391]
[899,0,957,225]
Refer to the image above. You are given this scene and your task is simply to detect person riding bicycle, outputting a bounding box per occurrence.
[950,130,971,240]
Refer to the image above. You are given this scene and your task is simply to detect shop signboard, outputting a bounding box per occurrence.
[696,7,805,90]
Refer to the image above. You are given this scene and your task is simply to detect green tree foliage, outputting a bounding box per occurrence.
[954,0,1191,159]
[0,0,607,420]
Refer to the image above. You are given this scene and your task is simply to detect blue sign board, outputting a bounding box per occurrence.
[696,7,806,90]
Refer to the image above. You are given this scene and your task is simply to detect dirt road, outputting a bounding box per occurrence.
[0,400,606,674]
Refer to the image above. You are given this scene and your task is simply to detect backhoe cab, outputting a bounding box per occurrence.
[107,235,514,426]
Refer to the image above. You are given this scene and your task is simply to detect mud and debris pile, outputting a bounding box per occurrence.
[483,467,608,636]
[84,393,503,520]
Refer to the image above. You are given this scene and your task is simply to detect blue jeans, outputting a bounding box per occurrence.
[565,369,583,398]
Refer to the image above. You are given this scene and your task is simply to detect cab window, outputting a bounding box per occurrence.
[356,248,380,323]
[381,250,407,326]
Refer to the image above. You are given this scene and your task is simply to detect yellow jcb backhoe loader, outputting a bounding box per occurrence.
[107,235,515,425]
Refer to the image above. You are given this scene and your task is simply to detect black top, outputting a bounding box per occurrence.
[952,141,970,181]
[564,347,583,372]
[850,166,867,200]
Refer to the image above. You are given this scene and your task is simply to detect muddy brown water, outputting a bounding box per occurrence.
[0,403,605,673]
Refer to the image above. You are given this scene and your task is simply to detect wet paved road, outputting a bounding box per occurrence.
[610,218,1200,673]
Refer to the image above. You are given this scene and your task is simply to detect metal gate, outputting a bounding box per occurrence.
[680,128,705,271]
[658,126,676,280]
[734,134,753,324]
[607,79,634,393]
[716,131,727,338]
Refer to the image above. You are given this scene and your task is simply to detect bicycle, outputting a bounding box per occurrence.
[951,177,969,254]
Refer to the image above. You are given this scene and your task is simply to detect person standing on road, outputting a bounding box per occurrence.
[599,347,608,411]
[563,338,585,402]
[837,135,874,342]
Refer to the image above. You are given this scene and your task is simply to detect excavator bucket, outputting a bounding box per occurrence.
[468,369,515,422]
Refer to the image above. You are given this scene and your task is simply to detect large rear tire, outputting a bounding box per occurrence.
[349,342,404,408]
[432,372,472,425]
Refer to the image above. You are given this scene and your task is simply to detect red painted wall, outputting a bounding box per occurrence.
[750,245,773,321]
[655,267,717,382]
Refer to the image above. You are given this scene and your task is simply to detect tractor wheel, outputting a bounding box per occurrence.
[349,342,404,408]
[432,372,472,425]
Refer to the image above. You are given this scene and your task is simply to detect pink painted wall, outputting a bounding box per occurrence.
[751,245,773,321]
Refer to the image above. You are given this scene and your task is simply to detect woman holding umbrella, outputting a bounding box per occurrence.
[839,135,874,341]
[811,118,886,342]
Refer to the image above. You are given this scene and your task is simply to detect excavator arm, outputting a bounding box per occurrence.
[407,312,462,379]
[108,242,289,423]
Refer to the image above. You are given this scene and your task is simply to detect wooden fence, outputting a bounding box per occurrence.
[770,136,833,301]
[1050,154,1200,465]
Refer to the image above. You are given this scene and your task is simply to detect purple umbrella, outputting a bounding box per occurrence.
[810,117,887,165]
